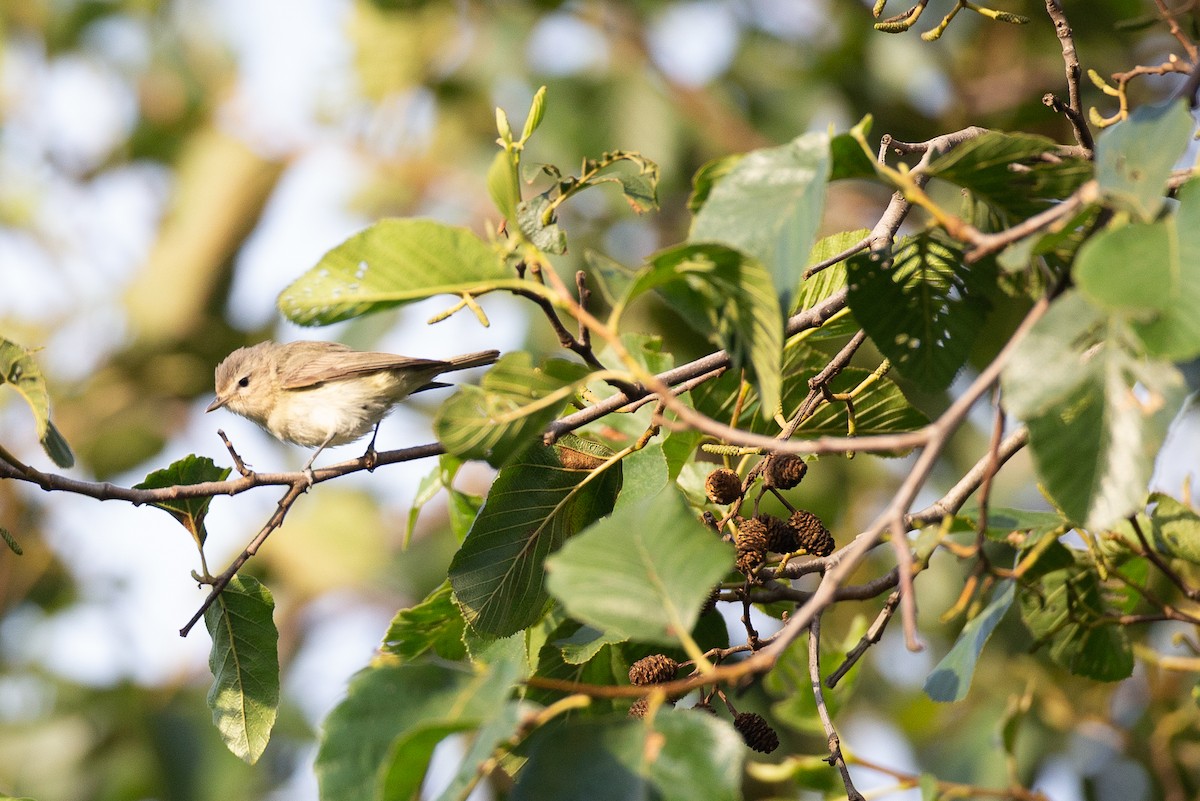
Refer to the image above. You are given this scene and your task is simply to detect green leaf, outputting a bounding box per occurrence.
[1095,99,1195,221]
[520,85,547,143]
[691,132,831,310]
[1002,291,1185,529]
[1018,555,1134,681]
[1075,180,1200,360]
[591,153,660,214]
[545,489,732,645]
[204,575,279,764]
[687,153,743,214]
[649,243,784,417]
[487,149,521,222]
[847,232,992,390]
[956,505,1067,543]
[380,580,468,662]
[692,342,928,444]
[1144,493,1200,566]
[792,228,867,338]
[513,710,744,801]
[316,657,521,801]
[610,443,670,512]
[379,722,475,801]
[449,435,622,636]
[0,337,75,467]
[432,701,524,801]
[135,455,232,548]
[925,131,1091,220]
[829,115,877,181]
[556,625,627,665]
[277,219,515,326]
[404,454,463,546]
[434,353,590,468]
[923,580,1015,702]
[527,620,623,713]
[516,192,567,254]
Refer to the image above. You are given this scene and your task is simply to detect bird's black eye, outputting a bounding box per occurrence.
[237,376,250,388]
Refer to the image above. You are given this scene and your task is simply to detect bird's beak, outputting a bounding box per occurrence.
[206,396,227,413]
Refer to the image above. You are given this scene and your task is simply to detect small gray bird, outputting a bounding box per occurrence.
[207,340,499,473]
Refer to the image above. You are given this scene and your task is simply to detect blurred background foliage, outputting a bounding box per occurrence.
[0,1,1197,800]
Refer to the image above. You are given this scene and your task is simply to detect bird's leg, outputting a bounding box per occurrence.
[362,423,382,471]
[301,433,336,488]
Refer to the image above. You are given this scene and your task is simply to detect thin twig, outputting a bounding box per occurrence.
[826,591,901,688]
[1043,1,1095,155]
[179,481,307,636]
[808,615,864,801]
[1130,515,1200,602]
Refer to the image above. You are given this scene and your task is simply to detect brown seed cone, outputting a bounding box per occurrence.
[629,654,680,686]
[759,514,799,553]
[705,468,743,505]
[788,509,835,557]
[628,697,650,718]
[764,454,807,490]
[735,517,770,576]
[736,544,765,576]
[734,711,780,753]
[735,516,770,552]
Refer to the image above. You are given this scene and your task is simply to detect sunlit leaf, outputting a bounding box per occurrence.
[1002,291,1185,529]
[691,343,927,447]
[847,232,993,390]
[1075,180,1200,360]
[277,219,516,326]
[688,153,743,214]
[205,575,279,764]
[1143,493,1200,566]
[691,132,830,310]
[0,337,75,467]
[449,435,622,636]
[926,131,1091,220]
[545,489,732,644]
[650,243,784,417]
[1095,99,1194,221]
[434,353,590,468]
[380,581,468,663]
[487,149,521,222]
[135,455,231,548]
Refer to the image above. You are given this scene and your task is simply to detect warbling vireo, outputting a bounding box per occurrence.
[207,340,499,472]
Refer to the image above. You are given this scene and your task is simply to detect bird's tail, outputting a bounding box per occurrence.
[443,350,501,372]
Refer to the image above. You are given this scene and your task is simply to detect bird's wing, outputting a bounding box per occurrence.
[278,344,449,389]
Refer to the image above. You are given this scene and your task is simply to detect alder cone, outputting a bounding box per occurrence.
[735,517,769,575]
[734,711,780,753]
[629,654,679,686]
[704,468,743,505]
[788,509,835,557]
[764,454,807,489]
